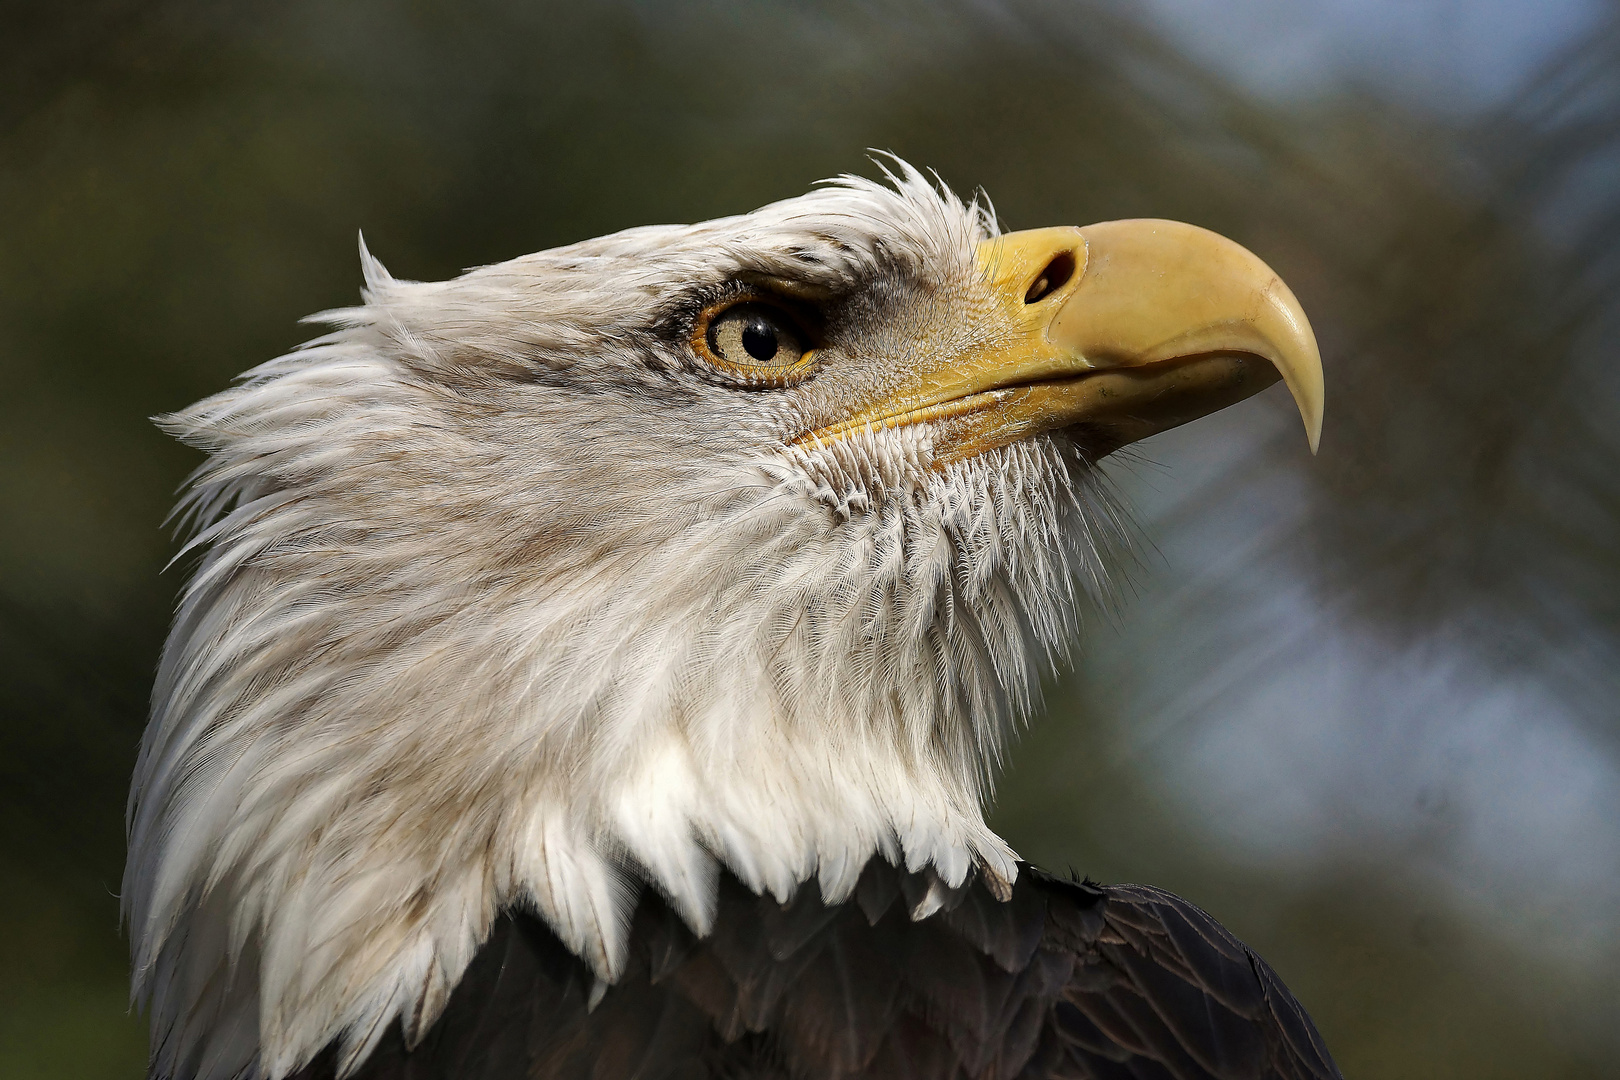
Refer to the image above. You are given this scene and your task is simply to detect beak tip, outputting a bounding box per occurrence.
[1297,393,1323,455]
[1279,332,1324,457]
[1303,398,1323,454]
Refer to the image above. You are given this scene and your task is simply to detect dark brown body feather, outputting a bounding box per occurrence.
[293,862,1339,1080]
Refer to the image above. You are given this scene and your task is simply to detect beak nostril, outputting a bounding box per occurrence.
[1024,251,1077,304]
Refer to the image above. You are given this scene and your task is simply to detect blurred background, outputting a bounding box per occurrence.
[3,0,1617,1076]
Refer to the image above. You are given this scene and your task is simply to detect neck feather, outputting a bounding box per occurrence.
[126,348,1119,1079]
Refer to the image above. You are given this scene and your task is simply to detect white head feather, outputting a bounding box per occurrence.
[125,162,1128,1079]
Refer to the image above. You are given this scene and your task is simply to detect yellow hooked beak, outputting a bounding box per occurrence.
[801,219,1323,462]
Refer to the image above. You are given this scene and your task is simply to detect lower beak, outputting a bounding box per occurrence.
[803,219,1323,462]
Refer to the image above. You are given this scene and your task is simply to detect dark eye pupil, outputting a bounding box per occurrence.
[741,318,778,361]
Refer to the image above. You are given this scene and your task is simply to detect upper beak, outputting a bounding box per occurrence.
[800,219,1323,461]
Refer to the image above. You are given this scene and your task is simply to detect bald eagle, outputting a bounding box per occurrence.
[126,163,1334,1080]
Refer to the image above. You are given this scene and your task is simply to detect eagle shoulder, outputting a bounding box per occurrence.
[292,861,1340,1080]
[1026,868,1341,1080]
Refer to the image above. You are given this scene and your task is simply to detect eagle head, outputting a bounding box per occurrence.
[126,162,1321,1078]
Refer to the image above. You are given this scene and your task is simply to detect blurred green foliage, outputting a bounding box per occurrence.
[3,2,1617,1077]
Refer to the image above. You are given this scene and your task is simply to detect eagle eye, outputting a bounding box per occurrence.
[694,300,815,386]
